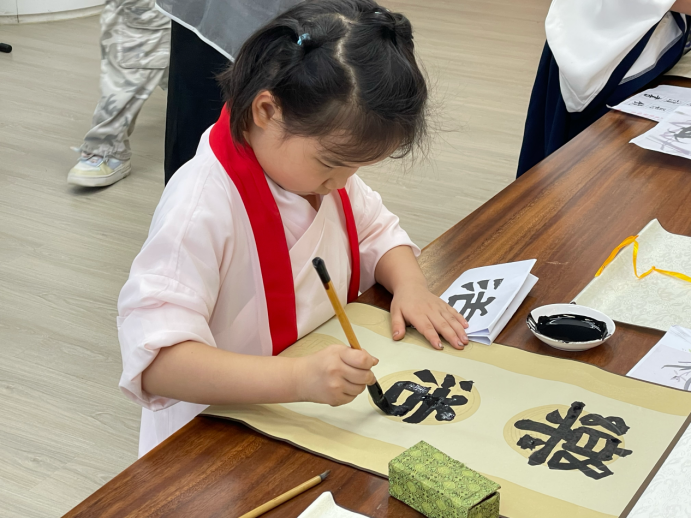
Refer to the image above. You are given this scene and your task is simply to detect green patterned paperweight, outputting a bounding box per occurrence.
[389,441,500,518]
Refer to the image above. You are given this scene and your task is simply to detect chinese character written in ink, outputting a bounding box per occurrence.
[514,401,632,480]
[644,93,662,100]
[384,369,474,423]
[631,100,645,107]
[447,279,503,321]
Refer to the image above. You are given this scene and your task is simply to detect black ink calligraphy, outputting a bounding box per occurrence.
[514,401,632,480]
[384,369,474,424]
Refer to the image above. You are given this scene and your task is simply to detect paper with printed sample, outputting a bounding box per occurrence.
[611,85,691,122]
[630,105,691,159]
[439,260,538,345]
[628,326,691,391]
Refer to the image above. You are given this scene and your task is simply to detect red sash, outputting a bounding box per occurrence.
[209,109,360,355]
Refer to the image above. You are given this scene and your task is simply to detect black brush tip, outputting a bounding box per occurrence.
[319,470,330,481]
[367,382,396,415]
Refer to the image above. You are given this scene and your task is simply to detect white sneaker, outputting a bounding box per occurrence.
[67,154,131,187]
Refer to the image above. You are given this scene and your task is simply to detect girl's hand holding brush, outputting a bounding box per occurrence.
[294,345,378,406]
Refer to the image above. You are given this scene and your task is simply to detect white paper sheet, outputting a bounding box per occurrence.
[611,85,691,121]
[440,260,537,345]
[298,492,370,518]
[628,326,691,392]
[630,105,691,159]
[657,326,691,353]
[628,345,691,391]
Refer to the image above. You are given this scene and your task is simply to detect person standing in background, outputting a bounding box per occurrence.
[156,0,303,184]
[68,0,170,187]
[517,0,691,178]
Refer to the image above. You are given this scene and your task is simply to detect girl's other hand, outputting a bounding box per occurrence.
[294,344,378,406]
[391,283,469,350]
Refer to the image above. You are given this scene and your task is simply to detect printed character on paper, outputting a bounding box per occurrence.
[371,369,480,425]
[663,360,691,390]
[648,115,691,154]
[446,278,504,321]
[506,401,632,480]
[674,125,691,142]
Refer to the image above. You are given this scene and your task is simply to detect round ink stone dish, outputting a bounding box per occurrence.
[526,304,615,352]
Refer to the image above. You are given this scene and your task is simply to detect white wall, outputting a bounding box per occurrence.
[0,0,17,16]
[0,0,104,22]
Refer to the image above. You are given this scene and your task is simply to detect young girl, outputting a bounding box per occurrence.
[118,0,469,457]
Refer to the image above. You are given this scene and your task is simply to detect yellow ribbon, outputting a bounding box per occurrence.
[595,235,691,283]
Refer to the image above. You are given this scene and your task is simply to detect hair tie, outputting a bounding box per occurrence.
[297,33,311,46]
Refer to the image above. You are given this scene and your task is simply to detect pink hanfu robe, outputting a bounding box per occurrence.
[117,110,420,456]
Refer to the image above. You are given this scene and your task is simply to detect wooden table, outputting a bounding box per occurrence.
[65,80,691,518]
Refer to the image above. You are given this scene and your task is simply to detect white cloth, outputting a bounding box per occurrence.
[155,0,302,60]
[298,492,371,518]
[117,127,420,456]
[546,0,680,113]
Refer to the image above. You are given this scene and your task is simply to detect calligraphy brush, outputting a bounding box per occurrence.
[238,470,330,518]
[312,257,395,415]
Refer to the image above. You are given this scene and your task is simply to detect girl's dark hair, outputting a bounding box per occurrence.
[219,0,427,162]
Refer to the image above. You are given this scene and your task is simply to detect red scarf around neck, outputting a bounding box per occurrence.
[209,108,361,355]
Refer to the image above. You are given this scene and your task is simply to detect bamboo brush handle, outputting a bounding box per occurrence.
[312,258,391,410]
[238,474,325,518]
[312,257,363,350]
[323,279,362,350]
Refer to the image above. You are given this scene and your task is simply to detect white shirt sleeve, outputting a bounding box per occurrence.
[117,162,233,411]
[346,175,421,293]
[546,0,677,113]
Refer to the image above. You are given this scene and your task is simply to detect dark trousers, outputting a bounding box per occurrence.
[164,22,229,184]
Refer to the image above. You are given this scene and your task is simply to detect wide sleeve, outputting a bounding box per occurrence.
[345,175,421,293]
[117,164,233,411]
[546,0,676,113]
